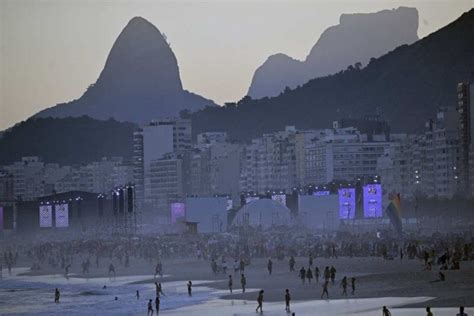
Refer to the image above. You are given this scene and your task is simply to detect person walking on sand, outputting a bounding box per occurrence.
[155,282,165,297]
[54,288,60,303]
[147,299,154,316]
[241,273,246,293]
[383,306,391,316]
[136,290,140,300]
[228,275,233,293]
[306,267,313,284]
[285,289,291,312]
[340,276,348,296]
[351,277,356,295]
[256,290,264,313]
[321,280,329,299]
[425,307,433,316]
[330,266,337,284]
[187,281,192,296]
[299,267,306,285]
[267,258,273,275]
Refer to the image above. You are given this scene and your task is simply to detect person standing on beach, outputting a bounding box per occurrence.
[187,281,192,296]
[306,266,313,283]
[240,258,245,273]
[241,273,247,293]
[321,280,329,299]
[285,289,291,312]
[323,266,330,282]
[54,288,60,303]
[228,275,233,293]
[256,290,264,313]
[136,290,140,300]
[351,277,356,295]
[330,266,337,284]
[309,254,314,268]
[382,306,391,316]
[267,258,273,275]
[340,276,348,296]
[299,267,306,284]
[147,299,154,316]
[108,263,115,279]
[425,307,433,316]
[315,267,320,283]
[155,296,160,314]
[289,256,295,272]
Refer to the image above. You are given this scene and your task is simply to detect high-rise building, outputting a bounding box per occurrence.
[240,126,297,193]
[457,76,474,195]
[148,152,184,213]
[133,119,192,209]
[377,107,461,199]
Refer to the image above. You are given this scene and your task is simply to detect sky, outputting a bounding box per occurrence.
[0,0,472,131]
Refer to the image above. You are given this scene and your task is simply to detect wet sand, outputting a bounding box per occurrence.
[19,256,474,309]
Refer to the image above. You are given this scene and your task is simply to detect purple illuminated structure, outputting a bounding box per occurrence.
[338,188,356,219]
[171,202,186,223]
[363,184,382,218]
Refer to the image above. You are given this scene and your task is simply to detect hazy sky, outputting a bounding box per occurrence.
[0,0,472,130]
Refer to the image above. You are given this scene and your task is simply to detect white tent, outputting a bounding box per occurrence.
[232,199,292,229]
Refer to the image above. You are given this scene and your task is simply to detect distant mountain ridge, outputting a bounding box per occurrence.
[247,7,419,99]
[192,9,474,141]
[35,17,216,123]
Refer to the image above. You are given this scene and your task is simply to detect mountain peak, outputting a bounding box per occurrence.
[247,7,419,99]
[34,17,215,123]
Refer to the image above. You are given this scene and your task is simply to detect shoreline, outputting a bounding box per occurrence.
[14,256,474,309]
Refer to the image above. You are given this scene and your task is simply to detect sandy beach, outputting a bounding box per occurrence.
[17,255,474,311]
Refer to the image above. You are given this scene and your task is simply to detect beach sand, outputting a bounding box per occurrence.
[19,255,474,309]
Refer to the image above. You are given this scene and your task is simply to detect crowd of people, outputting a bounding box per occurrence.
[0,229,473,314]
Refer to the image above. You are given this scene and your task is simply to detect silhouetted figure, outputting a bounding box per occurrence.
[187,281,192,296]
[289,256,295,271]
[228,275,233,293]
[136,290,140,300]
[426,306,433,316]
[285,288,291,312]
[299,267,306,284]
[147,299,154,316]
[321,281,329,299]
[457,306,468,316]
[241,274,246,293]
[351,277,356,295]
[54,288,60,303]
[340,276,348,296]
[383,306,391,316]
[267,258,273,275]
[155,296,160,314]
[256,290,264,313]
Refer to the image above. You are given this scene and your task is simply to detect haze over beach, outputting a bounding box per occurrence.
[1,1,474,315]
[0,0,473,130]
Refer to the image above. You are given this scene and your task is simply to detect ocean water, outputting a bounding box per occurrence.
[0,268,217,315]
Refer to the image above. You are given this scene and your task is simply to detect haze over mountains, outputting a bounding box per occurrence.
[192,9,474,141]
[247,7,419,99]
[35,17,216,123]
